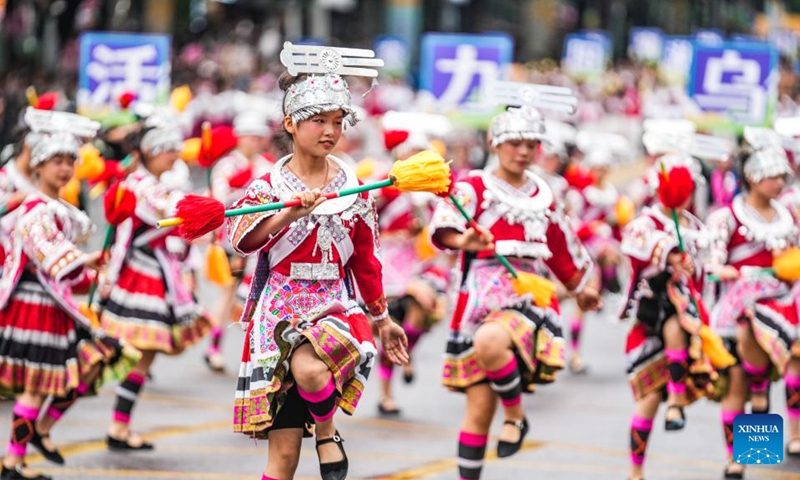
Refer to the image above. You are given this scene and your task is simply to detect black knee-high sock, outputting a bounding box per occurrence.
[297,376,338,423]
[46,382,89,423]
[8,401,40,458]
[458,431,487,480]
[630,415,653,467]
[113,371,146,425]
[486,356,522,408]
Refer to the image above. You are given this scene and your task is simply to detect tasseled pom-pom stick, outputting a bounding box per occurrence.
[158,150,453,239]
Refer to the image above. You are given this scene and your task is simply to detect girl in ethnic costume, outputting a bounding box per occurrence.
[706,131,800,479]
[620,154,721,480]
[0,111,128,480]
[429,105,600,480]
[374,128,449,415]
[101,119,211,451]
[227,43,407,480]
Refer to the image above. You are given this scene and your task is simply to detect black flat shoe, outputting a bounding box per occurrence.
[664,405,686,431]
[29,429,64,465]
[377,399,400,416]
[724,462,744,479]
[497,418,529,458]
[204,353,225,373]
[106,434,154,451]
[402,371,415,384]
[0,464,51,480]
[315,431,348,480]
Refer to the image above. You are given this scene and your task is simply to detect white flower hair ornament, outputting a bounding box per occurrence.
[279,42,384,128]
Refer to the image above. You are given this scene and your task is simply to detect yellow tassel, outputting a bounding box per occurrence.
[206,243,234,286]
[355,157,376,180]
[698,325,736,369]
[511,271,556,308]
[772,247,800,282]
[79,303,101,329]
[59,177,81,207]
[415,227,438,261]
[389,150,452,194]
[76,144,105,181]
[170,85,193,113]
[614,195,635,227]
[180,137,202,163]
[26,86,38,107]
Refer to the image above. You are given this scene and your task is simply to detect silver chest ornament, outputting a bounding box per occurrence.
[480,172,553,242]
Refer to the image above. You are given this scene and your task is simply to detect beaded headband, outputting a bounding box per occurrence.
[279,42,384,127]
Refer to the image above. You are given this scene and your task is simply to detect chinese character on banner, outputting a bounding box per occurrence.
[660,36,694,86]
[77,32,171,118]
[688,40,779,129]
[562,32,611,79]
[419,33,514,110]
[629,27,664,63]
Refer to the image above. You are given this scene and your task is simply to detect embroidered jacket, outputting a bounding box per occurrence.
[706,194,799,270]
[620,205,710,321]
[430,170,592,291]
[227,155,388,320]
[0,194,94,310]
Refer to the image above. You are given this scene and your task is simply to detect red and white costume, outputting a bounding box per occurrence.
[101,167,211,354]
[430,170,593,391]
[228,155,386,437]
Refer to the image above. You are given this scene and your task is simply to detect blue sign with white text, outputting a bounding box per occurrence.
[78,32,171,117]
[733,414,783,465]
[629,27,663,62]
[562,32,611,78]
[688,40,778,126]
[419,33,514,109]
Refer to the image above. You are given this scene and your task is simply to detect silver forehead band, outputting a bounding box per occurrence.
[489,108,546,148]
[744,147,792,184]
[30,132,81,168]
[279,42,384,128]
[141,127,183,156]
[283,74,358,127]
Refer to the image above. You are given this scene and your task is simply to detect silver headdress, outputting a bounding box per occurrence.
[742,126,792,183]
[642,118,733,162]
[279,42,383,128]
[488,106,546,148]
[24,107,99,168]
[141,127,183,156]
[486,80,578,147]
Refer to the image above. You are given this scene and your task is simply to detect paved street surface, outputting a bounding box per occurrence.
[2,289,800,480]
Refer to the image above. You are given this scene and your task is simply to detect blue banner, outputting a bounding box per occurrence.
[562,32,611,78]
[77,32,171,118]
[688,40,779,128]
[419,33,514,109]
[660,36,694,86]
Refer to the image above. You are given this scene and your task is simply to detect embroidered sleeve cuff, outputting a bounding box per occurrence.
[365,295,388,320]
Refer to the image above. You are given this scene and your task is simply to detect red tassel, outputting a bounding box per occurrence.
[658,166,694,209]
[35,92,59,111]
[564,164,595,189]
[174,194,226,240]
[198,126,238,168]
[118,91,137,109]
[103,182,137,226]
[228,166,254,189]
[89,160,127,186]
[384,130,410,151]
